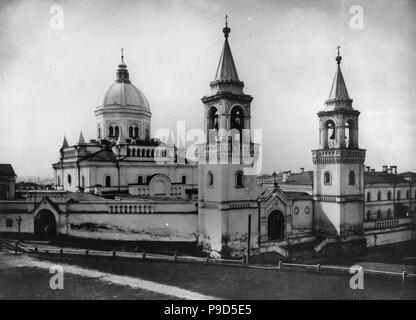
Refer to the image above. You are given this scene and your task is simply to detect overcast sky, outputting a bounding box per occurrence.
[0,0,415,178]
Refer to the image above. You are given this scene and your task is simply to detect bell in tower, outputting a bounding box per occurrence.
[312,47,367,253]
[197,17,259,258]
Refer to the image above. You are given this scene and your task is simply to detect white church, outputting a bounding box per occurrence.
[0,20,415,258]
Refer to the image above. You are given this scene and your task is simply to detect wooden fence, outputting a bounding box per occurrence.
[1,239,415,284]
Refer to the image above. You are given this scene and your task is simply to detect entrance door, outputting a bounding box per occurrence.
[34,210,57,238]
[268,210,285,241]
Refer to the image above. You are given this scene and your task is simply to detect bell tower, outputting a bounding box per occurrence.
[312,47,366,241]
[197,17,259,257]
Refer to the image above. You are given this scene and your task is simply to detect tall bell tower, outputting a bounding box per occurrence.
[197,17,259,257]
[312,47,366,241]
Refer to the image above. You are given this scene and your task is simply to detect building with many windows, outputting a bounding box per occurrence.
[0,20,415,257]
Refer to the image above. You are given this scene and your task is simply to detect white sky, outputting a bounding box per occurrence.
[0,0,415,177]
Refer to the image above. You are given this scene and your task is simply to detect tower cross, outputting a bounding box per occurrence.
[336,45,342,65]
[225,14,228,27]
[121,47,124,63]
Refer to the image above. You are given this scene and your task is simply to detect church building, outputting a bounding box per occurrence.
[0,19,414,258]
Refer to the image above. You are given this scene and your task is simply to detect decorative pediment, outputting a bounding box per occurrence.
[31,196,61,217]
[265,189,288,214]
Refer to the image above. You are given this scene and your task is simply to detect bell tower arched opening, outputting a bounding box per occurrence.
[345,119,356,148]
[207,107,219,143]
[323,119,336,148]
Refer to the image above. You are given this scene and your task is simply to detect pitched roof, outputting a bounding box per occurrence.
[364,172,408,185]
[257,185,312,201]
[82,149,117,162]
[281,191,312,200]
[0,164,16,177]
[398,172,416,179]
[285,171,314,185]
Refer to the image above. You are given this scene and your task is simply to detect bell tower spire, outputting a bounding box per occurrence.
[312,48,366,245]
[210,16,244,95]
[198,18,259,258]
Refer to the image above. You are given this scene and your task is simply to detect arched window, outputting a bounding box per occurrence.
[348,171,355,185]
[397,190,401,200]
[57,176,61,186]
[134,127,139,138]
[138,176,143,185]
[406,190,410,199]
[146,149,150,157]
[230,106,245,132]
[235,170,244,188]
[324,120,336,148]
[324,171,331,185]
[132,149,136,157]
[367,192,371,202]
[81,176,85,187]
[146,176,151,184]
[207,172,214,187]
[151,150,155,157]
[142,149,146,157]
[387,190,392,200]
[67,174,72,185]
[181,176,187,184]
[109,126,114,137]
[208,107,219,131]
[377,191,381,201]
[98,126,102,139]
[129,126,133,138]
[377,210,381,220]
[127,149,131,156]
[114,126,119,137]
[366,210,371,221]
[345,119,355,148]
[105,176,111,187]
[387,209,392,219]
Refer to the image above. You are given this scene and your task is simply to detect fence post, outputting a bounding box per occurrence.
[14,241,18,255]
[60,248,63,256]
[34,247,38,254]
[174,251,177,262]
[206,257,209,264]
[278,260,282,270]
[316,264,321,273]
[85,249,89,256]
[112,250,116,260]
[402,271,407,285]
[142,251,146,261]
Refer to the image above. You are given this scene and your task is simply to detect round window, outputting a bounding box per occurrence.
[305,207,310,214]
[294,207,299,215]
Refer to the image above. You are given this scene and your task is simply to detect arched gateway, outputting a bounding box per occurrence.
[34,209,57,238]
[268,210,285,241]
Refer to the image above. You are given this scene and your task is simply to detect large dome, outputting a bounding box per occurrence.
[103,82,150,110]
[100,56,150,111]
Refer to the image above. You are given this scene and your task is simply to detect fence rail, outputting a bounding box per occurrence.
[1,239,415,284]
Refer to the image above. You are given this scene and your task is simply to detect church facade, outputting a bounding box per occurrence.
[0,21,415,258]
